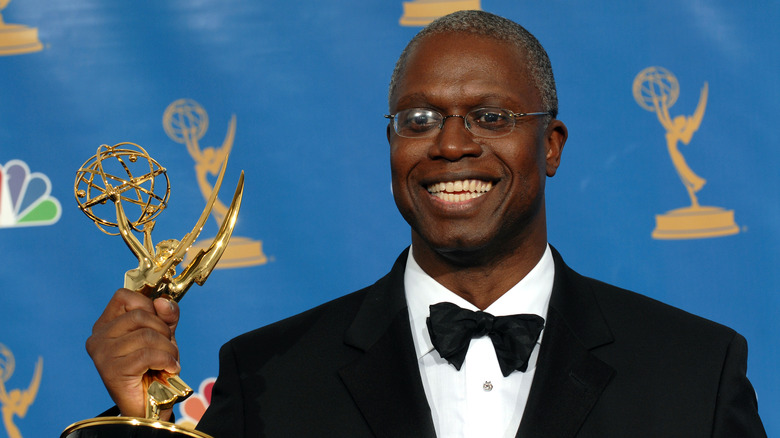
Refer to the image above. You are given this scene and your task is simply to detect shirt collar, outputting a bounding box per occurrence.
[404,245,555,360]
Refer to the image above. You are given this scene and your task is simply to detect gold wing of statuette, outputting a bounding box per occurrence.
[129,158,232,293]
[159,155,243,302]
[18,358,43,417]
[167,171,243,302]
[155,151,232,280]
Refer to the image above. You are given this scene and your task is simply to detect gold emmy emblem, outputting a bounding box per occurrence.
[633,66,739,239]
[62,142,244,438]
[0,0,42,56]
[163,99,267,269]
[0,343,42,438]
[399,0,481,26]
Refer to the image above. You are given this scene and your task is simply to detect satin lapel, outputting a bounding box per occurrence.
[339,249,437,438]
[517,248,616,438]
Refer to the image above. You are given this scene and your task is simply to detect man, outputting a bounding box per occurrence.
[86,10,766,437]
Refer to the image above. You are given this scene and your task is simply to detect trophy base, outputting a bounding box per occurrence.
[652,206,739,240]
[0,24,43,55]
[400,0,481,26]
[184,236,267,268]
[61,417,213,438]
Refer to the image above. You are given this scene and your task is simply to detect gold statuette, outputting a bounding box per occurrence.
[398,0,481,26]
[0,343,43,438]
[0,0,43,56]
[62,142,243,438]
[163,98,267,268]
[634,67,739,239]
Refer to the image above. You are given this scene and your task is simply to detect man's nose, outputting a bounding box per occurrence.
[429,115,482,161]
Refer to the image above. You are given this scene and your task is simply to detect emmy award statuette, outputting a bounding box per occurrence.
[633,66,739,239]
[61,142,244,438]
[0,0,43,56]
[163,98,267,268]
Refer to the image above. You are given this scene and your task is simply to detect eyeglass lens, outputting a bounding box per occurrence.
[392,108,518,138]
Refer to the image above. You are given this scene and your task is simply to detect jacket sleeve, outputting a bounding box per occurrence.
[196,341,245,437]
[711,332,767,438]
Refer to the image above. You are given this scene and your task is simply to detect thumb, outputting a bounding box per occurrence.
[153,297,180,337]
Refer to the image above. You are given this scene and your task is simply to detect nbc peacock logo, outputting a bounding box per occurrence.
[0,159,61,228]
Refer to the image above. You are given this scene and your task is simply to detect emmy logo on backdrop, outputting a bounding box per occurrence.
[633,66,739,240]
[0,0,42,56]
[63,142,243,437]
[163,99,267,268]
[398,0,481,26]
[0,343,42,438]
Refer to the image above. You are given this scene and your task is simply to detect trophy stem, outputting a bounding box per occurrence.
[143,371,193,420]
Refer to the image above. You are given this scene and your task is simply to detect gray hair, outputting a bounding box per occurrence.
[388,10,558,117]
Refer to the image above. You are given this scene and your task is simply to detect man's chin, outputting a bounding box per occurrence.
[411,233,496,265]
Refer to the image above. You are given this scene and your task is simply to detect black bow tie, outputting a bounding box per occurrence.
[426,302,545,377]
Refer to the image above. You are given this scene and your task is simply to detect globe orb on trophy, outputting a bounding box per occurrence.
[64,142,244,438]
[74,142,170,236]
[633,66,739,240]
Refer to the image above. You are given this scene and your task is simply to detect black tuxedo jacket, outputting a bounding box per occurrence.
[196,248,766,437]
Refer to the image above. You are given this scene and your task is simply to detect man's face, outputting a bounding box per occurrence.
[388,32,566,263]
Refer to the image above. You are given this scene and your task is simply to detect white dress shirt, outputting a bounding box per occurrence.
[404,245,555,438]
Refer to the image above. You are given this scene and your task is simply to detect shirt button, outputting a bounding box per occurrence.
[483,381,493,391]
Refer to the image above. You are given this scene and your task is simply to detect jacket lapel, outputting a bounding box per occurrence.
[339,249,437,438]
[517,248,616,438]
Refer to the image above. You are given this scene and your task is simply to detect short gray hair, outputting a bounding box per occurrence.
[388,10,558,117]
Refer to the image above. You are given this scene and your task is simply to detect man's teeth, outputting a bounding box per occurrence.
[427,179,493,201]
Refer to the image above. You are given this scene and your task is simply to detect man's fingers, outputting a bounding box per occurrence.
[89,327,180,363]
[112,347,182,376]
[92,307,174,341]
[94,288,155,329]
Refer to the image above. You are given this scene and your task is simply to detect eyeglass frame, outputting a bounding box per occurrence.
[384,107,556,139]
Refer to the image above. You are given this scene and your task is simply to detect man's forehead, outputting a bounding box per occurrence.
[391,33,536,109]
[411,31,525,57]
[400,33,531,83]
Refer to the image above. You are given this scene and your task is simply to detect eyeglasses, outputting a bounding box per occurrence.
[385,107,554,139]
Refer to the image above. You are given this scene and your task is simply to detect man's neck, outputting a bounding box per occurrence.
[410,237,548,310]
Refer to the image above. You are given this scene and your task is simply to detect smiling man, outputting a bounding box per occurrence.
[86,10,766,438]
[387,23,566,310]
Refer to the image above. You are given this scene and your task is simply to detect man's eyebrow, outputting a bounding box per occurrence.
[394,92,432,108]
[395,92,518,109]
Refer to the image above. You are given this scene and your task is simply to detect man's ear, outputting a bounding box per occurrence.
[545,119,567,177]
[387,122,393,144]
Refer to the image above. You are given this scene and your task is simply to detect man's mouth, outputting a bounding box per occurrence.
[426,179,493,202]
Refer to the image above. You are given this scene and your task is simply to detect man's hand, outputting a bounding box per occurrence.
[86,288,181,420]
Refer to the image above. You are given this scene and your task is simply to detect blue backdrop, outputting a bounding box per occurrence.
[0,1,777,436]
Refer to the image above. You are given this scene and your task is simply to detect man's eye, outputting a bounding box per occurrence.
[404,111,437,130]
[411,115,430,125]
[473,110,509,126]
